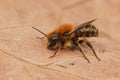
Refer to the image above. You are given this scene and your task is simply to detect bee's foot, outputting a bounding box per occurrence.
[98,58,101,61]
[49,55,55,59]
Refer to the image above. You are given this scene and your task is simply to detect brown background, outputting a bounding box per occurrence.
[0,0,120,80]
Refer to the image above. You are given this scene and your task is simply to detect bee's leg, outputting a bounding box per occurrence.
[49,47,61,58]
[36,36,45,39]
[76,42,91,63]
[49,43,61,58]
[80,39,101,61]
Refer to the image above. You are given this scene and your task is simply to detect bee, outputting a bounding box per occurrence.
[32,19,100,63]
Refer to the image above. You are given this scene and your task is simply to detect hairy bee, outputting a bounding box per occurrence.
[32,19,100,63]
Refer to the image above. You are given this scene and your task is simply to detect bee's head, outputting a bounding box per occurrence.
[47,32,59,50]
[32,27,59,50]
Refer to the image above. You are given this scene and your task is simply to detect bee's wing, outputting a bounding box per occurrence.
[66,19,97,35]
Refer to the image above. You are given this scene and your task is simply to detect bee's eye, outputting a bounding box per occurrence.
[52,33,59,40]
[52,36,58,41]
[51,34,58,44]
[47,33,59,49]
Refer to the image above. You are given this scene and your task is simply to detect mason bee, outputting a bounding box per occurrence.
[32,19,100,63]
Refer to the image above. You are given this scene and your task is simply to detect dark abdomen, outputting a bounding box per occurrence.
[75,24,98,37]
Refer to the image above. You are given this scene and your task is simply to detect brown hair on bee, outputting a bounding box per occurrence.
[32,19,100,63]
[46,24,74,49]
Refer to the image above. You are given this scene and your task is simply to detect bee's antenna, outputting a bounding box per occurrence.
[32,27,48,38]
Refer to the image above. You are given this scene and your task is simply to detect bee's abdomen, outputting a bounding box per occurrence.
[75,24,98,37]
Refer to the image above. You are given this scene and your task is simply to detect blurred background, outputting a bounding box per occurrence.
[0,0,120,80]
[0,0,120,42]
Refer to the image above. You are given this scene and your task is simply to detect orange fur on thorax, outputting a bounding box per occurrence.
[47,24,74,38]
[53,24,73,35]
